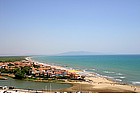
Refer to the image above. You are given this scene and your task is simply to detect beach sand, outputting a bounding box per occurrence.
[85,75,140,93]
[57,75,140,93]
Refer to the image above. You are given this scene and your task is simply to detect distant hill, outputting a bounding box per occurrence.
[56,51,102,56]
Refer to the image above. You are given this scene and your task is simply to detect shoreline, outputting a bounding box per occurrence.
[26,57,140,93]
[0,56,139,93]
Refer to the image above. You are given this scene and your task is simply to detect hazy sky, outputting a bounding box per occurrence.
[0,0,140,55]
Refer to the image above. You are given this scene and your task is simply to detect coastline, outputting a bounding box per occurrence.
[27,57,140,93]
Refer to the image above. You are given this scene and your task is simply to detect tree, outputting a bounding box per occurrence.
[15,70,25,79]
[21,66,30,75]
[8,63,14,66]
[13,68,20,74]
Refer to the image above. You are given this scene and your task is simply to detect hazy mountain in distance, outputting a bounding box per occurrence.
[56,51,103,56]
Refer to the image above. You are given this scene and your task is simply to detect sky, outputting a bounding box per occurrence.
[0,0,140,55]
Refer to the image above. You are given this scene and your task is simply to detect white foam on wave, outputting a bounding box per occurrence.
[116,73,123,76]
[119,77,125,79]
[103,75,108,78]
[86,68,96,72]
[115,79,122,82]
[108,76,114,79]
[114,76,125,79]
[132,81,140,85]
[103,75,114,79]
[95,73,101,76]
[104,71,115,74]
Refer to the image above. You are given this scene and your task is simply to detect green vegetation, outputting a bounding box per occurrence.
[14,66,31,79]
[0,56,27,62]
[15,69,25,79]
[21,66,31,75]
[25,77,66,83]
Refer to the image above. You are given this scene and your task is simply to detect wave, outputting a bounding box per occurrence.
[103,75,108,78]
[103,76,122,82]
[103,71,115,74]
[115,79,122,82]
[103,75,114,79]
[132,81,140,85]
[95,73,101,76]
[92,68,96,71]
[119,77,125,79]
[116,73,123,76]
[86,68,96,72]
[114,76,125,79]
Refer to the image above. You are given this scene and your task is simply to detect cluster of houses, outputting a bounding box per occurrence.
[0,60,31,70]
[0,60,85,80]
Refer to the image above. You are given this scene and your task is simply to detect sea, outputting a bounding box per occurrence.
[32,55,140,86]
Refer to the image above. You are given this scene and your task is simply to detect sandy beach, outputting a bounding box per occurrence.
[57,75,140,93]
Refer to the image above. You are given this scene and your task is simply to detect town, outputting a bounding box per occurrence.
[0,59,85,81]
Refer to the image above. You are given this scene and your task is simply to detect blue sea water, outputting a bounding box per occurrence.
[32,55,140,85]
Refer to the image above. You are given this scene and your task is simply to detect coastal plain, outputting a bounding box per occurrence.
[0,56,140,93]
